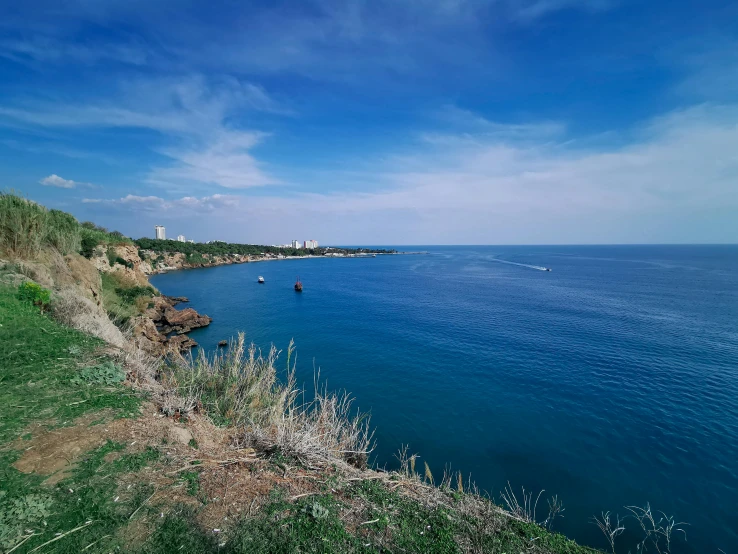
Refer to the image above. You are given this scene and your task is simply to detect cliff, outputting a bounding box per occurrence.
[0,193,599,554]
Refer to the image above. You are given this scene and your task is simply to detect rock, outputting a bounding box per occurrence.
[132,316,166,344]
[163,307,212,333]
[218,340,228,347]
[167,334,198,351]
[168,426,193,445]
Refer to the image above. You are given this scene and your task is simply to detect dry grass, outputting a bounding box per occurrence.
[50,287,126,348]
[162,333,374,469]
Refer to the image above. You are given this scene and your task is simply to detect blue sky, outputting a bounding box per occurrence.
[0,0,736,244]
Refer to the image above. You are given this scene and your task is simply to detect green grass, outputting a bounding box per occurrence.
[0,283,156,553]
[0,441,159,553]
[0,191,131,260]
[100,272,154,324]
[132,477,602,554]
[0,285,140,444]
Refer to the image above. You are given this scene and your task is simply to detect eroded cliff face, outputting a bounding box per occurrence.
[90,244,150,287]
[3,245,211,355]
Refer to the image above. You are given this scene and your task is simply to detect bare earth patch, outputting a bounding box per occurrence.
[11,410,127,484]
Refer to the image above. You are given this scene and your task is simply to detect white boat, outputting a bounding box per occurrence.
[258,276,265,283]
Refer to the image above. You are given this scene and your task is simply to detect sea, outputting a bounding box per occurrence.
[150,245,738,553]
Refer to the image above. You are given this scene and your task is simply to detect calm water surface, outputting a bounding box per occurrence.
[151,245,738,553]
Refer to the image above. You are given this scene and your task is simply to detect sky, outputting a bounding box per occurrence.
[0,0,736,245]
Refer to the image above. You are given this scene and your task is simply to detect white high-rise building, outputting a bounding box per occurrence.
[291,239,300,249]
[177,235,186,242]
[155,225,166,240]
[304,240,318,249]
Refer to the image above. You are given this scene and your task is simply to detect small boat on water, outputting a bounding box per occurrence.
[294,277,303,292]
[258,276,265,283]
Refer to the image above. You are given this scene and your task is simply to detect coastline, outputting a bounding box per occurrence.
[147,250,426,275]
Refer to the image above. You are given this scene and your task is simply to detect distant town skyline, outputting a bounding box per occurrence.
[154,225,318,247]
[1,1,736,244]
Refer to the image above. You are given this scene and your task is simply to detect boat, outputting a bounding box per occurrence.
[545,268,552,272]
[258,276,265,283]
[294,277,303,292]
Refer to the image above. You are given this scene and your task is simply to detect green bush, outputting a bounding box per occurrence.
[80,226,133,252]
[17,282,51,310]
[80,234,98,258]
[115,285,157,304]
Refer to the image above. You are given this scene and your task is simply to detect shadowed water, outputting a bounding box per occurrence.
[150,245,738,553]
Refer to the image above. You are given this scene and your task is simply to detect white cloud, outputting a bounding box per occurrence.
[83,193,242,212]
[1,76,282,190]
[80,103,738,244]
[39,174,77,188]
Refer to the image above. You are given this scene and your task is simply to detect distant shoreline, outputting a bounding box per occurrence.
[151,250,427,274]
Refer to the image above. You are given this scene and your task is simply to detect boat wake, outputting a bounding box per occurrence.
[489,258,551,272]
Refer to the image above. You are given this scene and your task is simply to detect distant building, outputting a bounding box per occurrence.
[177,235,186,242]
[187,239,195,243]
[155,225,166,240]
[304,240,318,249]
[291,239,300,249]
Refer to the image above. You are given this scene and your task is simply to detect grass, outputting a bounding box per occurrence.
[164,333,374,468]
[100,272,155,324]
[0,191,131,260]
[0,284,155,553]
[0,441,159,553]
[0,285,140,444]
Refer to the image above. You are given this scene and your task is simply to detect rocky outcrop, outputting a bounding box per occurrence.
[167,334,199,351]
[90,244,150,287]
[132,295,211,353]
[159,306,212,334]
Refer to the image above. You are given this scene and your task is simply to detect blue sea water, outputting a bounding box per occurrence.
[150,245,738,553]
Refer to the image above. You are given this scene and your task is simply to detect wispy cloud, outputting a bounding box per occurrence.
[0,36,149,66]
[433,104,566,140]
[83,193,240,212]
[0,76,283,189]
[509,0,613,21]
[80,103,738,244]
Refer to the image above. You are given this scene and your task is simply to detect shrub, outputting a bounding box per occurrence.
[80,227,133,253]
[17,282,51,311]
[80,235,98,259]
[113,256,133,268]
[115,285,157,304]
